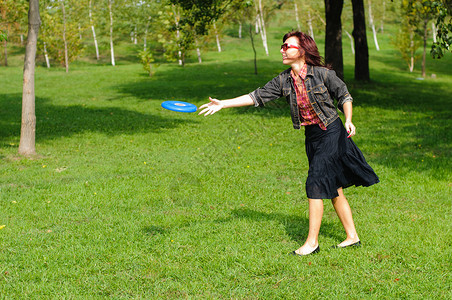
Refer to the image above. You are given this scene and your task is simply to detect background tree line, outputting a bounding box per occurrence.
[2,0,449,74]
[0,0,450,155]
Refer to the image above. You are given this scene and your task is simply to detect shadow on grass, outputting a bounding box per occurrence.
[116,57,451,176]
[228,207,343,243]
[0,93,198,145]
[142,207,343,245]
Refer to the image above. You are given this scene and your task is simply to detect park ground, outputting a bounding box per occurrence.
[0,20,451,298]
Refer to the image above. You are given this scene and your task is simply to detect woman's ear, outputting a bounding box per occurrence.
[299,49,305,58]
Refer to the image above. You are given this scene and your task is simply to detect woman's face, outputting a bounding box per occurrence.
[280,36,303,65]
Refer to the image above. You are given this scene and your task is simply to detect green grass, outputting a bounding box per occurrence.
[1,24,451,298]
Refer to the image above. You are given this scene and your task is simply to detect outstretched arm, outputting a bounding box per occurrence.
[198,95,254,116]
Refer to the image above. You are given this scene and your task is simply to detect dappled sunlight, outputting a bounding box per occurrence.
[0,93,198,145]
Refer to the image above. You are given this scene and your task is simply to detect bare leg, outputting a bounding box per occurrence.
[332,187,360,247]
[294,198,323,255]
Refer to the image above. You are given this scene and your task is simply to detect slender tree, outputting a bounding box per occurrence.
[404,0,439,77]
[19,0,41,156]
[256,0,268,56]
[108,0,115,66]
[324,0,344,79]
[368,0,380,50]
[61,0,69,72]
[352,0,370,81]
[89,0,100,60]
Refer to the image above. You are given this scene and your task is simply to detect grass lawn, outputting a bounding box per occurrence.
[0,23,451,298]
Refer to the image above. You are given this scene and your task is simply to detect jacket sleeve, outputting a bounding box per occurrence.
[324,69,353,112]
[248,74,284,107]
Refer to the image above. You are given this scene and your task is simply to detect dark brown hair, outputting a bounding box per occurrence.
[283,31,330,68]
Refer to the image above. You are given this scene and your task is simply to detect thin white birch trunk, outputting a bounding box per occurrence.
[43,41,50,68]
[409,31,414,72]
[78,24,82,40]
[108,0,115,66]
[89,0,99,60]
[294,3,301,31]
[368,0,380,51]
[344,30,355,55]
[213,22,221,52]
[3,36,7,66]
[307,10,314,40]
[174,12,182,65]
[144,16,150,51]
[238,21,242,38]
[258,0,268,56]
[193,31,202,63]
[255,15,259,34]
[134,25,138,44]
[317,13,326,26]
[196,47,202,63]
[61,0,69,73]
[432,22,437,43]
[380,0,386,33]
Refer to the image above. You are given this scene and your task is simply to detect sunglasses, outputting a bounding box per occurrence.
[281,43,300,51]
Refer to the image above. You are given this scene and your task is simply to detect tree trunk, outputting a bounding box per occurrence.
[44,41,50,68]
[308,10,314,40]
[89,0,99,60]
[249,24,257,75]
[409,31,415,72]
[380,0,386,33]
[258,0,269,56]
[432,22,437,43]
[134,25,138,44]
[196,47,202,63]
[213,22,222,52]
[108,0,115,66]
[174,10,183,65]
[238,21,242,38]
[324,0,344,80]
[144,16,150,51]
[294,3,301,31]
[19,0,41,156]
[368,0,380,50]
[61,0,69,73]
[422,19,427,78]
[345,30,355,54]
[352,0,370,81]
[3,39,7,66]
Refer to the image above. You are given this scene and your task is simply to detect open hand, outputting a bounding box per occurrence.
[198,97,224,116]
[345,120,356,138]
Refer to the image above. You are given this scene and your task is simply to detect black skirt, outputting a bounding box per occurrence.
[304,118,379,199]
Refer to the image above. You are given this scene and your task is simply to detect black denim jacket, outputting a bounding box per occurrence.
[249,65,353,129]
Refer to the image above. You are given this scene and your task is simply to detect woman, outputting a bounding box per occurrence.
[198,31,379,256]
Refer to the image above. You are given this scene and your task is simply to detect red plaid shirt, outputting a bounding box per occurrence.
[291,65,327,130]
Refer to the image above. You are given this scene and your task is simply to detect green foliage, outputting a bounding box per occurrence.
[0,0,27,42]
[138,49,157,76]
[0,29,6,41]
[168,0,229,35]
[392,16,423,70]
[430,0,452,58]
[39,0,86,66]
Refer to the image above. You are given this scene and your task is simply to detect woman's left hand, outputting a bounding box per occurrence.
[345,120,356,138]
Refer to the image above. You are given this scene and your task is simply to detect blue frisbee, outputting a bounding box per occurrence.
[161,101,197,113]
